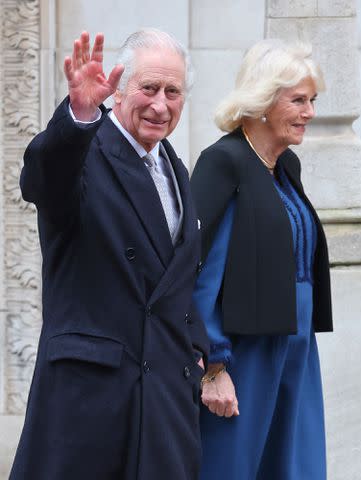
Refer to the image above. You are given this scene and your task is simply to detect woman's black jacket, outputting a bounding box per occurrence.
[191,128,332,335]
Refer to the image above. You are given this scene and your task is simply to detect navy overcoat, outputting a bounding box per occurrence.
[10,98,209,480]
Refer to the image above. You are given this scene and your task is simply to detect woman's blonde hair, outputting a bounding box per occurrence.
[215,39,325,132]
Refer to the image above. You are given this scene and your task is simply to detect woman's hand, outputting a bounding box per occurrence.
[201,366,239,418]
[64,31,124,121]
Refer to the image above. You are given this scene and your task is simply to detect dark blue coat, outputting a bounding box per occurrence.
[10,99,209,480]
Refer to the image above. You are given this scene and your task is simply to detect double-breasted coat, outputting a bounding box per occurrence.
[10,98,209,480]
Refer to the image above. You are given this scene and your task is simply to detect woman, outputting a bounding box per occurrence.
[191,39,332,480]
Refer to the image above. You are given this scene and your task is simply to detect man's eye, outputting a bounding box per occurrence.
[166,88,181,98]
[142,85,155,93]
[293,97,304,104]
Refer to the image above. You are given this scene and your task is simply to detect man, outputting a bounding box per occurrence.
[10,30,208,480]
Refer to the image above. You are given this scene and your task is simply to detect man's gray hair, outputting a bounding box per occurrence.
[215,38,325,132]
[117,28,194,95]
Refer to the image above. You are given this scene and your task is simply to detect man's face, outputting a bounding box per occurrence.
[113,47,186,152]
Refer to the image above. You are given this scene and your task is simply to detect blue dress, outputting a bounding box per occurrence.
[193,165,326,480]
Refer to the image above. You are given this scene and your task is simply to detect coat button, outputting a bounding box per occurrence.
[197,261,203,274]
[146,306,152,316]
[143,361,150,373]
[183,366,191,379]
[185,313,192,324]
[125,247,136,260]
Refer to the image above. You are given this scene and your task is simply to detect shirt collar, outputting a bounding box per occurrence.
[109,110,160,162]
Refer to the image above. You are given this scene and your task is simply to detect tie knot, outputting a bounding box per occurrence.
[144,153,156,168]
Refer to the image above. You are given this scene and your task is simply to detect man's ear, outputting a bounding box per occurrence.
[114,89,122,104]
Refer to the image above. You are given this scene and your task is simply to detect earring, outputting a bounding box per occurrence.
[261,115,267,123]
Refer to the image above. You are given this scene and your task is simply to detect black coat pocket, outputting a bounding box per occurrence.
[47,333,124,368]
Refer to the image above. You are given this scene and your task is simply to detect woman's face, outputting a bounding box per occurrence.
[266,77,317,149]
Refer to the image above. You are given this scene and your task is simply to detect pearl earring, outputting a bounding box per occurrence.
[261,115,267,123]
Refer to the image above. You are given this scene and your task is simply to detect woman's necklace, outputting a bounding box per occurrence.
[242,126,276,173]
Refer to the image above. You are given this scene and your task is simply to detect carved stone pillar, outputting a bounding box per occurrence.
[266,2,361,479]
[0,0,55,477]
[3,0,42,416]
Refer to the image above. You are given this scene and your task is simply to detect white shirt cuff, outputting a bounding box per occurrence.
[68,104,102,124]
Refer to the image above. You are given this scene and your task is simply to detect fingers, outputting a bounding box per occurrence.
[72,38,82,71]
[90,32,104,63]
[63,56,72,81]
[68,32,105,72]
[203,398,235,417]
[224,400,236,418]
[205,396,237,417]
[107,64,125,91]
[70,31,91,71]
[80,31,90,63]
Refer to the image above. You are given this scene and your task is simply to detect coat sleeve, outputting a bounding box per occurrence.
[192,199,235,364]
[20,97,107,224]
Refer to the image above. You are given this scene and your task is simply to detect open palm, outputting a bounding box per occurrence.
[64,32,124,121]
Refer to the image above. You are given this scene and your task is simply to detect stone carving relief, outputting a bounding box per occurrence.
[2,0,41,414]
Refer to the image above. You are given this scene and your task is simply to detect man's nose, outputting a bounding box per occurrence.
[151,91,167,113]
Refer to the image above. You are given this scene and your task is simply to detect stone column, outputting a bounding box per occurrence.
[355,0,361,137]
[267,2,361,479]
[0,1,55,477]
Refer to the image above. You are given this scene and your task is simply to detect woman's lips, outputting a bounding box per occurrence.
[293,124,306,132]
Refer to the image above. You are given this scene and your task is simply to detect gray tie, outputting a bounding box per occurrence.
[144,153,178,239]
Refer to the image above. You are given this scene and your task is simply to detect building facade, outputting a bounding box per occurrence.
[0,1,360,478]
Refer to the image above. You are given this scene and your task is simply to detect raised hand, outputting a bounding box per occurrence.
[64,31,124,121]
[201,370,239,418]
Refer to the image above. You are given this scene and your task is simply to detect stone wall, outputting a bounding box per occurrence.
[355,0,361,137]
[0,0,42,477]
[0,1,360,478]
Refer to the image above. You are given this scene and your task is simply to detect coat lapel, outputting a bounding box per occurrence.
[97,117,174,267]
[162,139,195,248]
[279,151,304,194]
[148,140,198,304]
